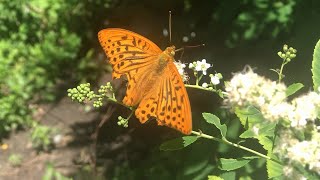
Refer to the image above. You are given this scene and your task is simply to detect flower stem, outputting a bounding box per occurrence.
[278,60,286,83]
[185,84,215,92]
[191,130,282,164]
[107,97,132,110]
[195,72,199,86]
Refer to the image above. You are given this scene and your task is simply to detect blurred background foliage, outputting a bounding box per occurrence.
[1,0,320,179]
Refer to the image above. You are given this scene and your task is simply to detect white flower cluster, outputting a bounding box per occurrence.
[224,69,287,121]
[287,139,320,173]
[225,69,320,125]
[174,59,222,87]
[276,130,320,176]
[174,61,189,82]
[202,73,222,88]
[288,92,320,127]
[225,68,320,175]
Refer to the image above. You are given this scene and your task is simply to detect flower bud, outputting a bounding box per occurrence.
[286,51,291,56]
[289,47,294,52]
[283,44,288,52]
[290,54,296,59]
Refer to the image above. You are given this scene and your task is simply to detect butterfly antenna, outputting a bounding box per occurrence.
[176,44,205,60]
[169,10,172,44]
[175,44,205,52]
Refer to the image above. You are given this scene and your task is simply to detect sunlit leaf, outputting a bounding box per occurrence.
[235,106,264,128]
[286,83,304,97]
[208,175,224,180]
[266,153,283,179]
[239,129,256,138]
[312,39,320,90]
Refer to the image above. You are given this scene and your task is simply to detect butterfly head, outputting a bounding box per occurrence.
[164,45,176,57]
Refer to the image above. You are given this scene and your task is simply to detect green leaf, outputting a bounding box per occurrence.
[220,171,236,180]
[160,136,199,151]
[192,164,215,180]
[239,129,256,138]
[184,157,209,176]
[240,121,276,139]
[266,153,283,179]
[235,106,265,128]
[218,157,259,171]
[203,113,227,137]
[312,39,320,90]
[286,83,304,97]
[258,122,276,137]
[208,176,224,180]
[257,136,273,151]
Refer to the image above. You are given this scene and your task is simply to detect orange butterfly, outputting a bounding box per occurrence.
[98,28,192,134]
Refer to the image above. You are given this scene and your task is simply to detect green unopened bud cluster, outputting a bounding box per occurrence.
[93,98,103,107]
[67,82,115,108]
[67,83,95,103]
[117,116,128,128]
[98,82,113,94]
[277,44,297,62]
[93,82,114,107]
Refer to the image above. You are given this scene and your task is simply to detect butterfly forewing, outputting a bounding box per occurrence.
[98,28,162,79]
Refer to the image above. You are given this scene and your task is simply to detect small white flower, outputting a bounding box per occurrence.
[190,32,196,38]
[210,74,220,85]
[163,28,168,37]
[182,36,189,42]
[195,59,211,75]
[174,61,188,82]
[189,63,195,69]
[202,82,208,88]
[174,61,186,75]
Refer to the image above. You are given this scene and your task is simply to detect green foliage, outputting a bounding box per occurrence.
[0,0,117,137]
[160,136,199,151]
[285,83,304,97]
[30,123,56,151]
[214,0,297,46]
[235,106,282,177]
[203,113,227,138]
[0,0,81,136]
[8,153,23,167]
[43,163,72,180]
[208,175,224,180]
[312,39,320,90]
[218,157,259,171]
[266,153,283,179]
[219,171,236,180]
[235,106,265,128]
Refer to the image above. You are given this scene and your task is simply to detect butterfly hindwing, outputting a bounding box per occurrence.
[135,62,192,134]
